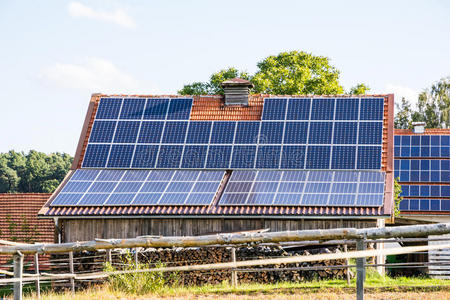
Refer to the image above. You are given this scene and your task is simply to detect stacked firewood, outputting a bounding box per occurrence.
[51,245,350,287]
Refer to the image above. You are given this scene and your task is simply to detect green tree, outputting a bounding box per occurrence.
[252,51,344,95]
[179,51,345,95]
[0,150,72,193]
[349,83,370,95]
[415,77,450,128]
[394,97,414,129]
[179,67,250,95]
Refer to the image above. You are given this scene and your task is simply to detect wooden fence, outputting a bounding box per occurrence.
[2,222,450,300]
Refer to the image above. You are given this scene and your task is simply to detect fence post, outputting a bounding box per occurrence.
[343,244,351,286]
[69,251,75,293]
[231,247,238,287]
[356,239,366,300]
[106,249,112,264]
[135,248,139,266]
[13,251,23,300]
[34,253,40,298]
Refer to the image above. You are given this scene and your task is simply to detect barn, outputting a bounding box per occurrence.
[38,79,394,243]
[395,125,450,223]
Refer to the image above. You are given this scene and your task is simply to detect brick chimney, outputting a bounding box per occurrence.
[221,78,254,106]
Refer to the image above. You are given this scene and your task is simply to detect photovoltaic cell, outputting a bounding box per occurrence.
[287,98,310,120]
[83,97,384,171]
[262,98,287,120]
[143,98,169,120]
[120,98,145,119]
[360,98,384,120]
[166,98,193,120]
[51,169,224,206]
[219,170,384,207]
[96,98,122,119]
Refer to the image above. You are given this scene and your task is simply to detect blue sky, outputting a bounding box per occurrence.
[1,0,449,154]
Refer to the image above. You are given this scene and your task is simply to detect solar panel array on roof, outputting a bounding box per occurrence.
[219,170,384,207]
[82,97,384,170]
[395,133,450,213]
[395,135,450,158]
[51,169,224,206]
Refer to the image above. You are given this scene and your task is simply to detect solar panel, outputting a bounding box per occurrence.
[51,169,224,206]
[143,98,169,120]
[262,98,287,120]
[393,159,450,183]
[120,98,146,119]
[167,98,193,120]
[287,98,310,120]
[360,98,384,120]
[219,170,384,206]
[394,134,450,158]
[82,97,384,170]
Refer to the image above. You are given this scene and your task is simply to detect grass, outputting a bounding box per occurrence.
[24,272,450,300]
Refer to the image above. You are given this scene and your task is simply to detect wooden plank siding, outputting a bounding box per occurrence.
[61,219,377,243]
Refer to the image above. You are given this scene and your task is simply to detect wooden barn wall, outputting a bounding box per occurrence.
[61,218,378,243]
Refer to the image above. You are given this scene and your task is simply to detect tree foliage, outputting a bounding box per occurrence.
[179,51,347,95]
[349,83,370,95]
[252,51,344,95]
[0,150,73,193]
[179,67,250,95]
[394,77,450,129]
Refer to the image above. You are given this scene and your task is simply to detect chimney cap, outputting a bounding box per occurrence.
[412,122,426,134]
[221,77,254,88]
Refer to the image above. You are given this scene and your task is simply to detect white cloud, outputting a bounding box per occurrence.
[385,84,420,109]
[38,58,158,94]
[68,2,136,28]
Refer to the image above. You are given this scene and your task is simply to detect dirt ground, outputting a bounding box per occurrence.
[63,291,450,300]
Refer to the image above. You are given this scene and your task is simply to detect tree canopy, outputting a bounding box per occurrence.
[179,51,361,95]
[0,150,73,193]
[395,77,450,129]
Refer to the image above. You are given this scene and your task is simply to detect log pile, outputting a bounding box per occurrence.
[51,245,350,288]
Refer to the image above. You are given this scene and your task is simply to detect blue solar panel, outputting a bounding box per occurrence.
[262,98,287,120]
[311,98,335,120]
[306,146,331,169]
[137,121,164,143]
[333,122,357,144]
[186,122,212,144]
[120,98,146,119]
[51,170,224,207]
[287,98,310,120]
[114,121,140,143]
[61,181,91,193]
[166,98,193,120]
[206,146,232,168]
[308,122,332,144]
[256,146,281,168]
[335,98,359,120]
[357,146,381,170]
[83,97,384,171]
[89,121,116,143]
[143,99,169,120]
[284,122,308,144]
[360,98,383,120]
[96,98,122,119]
[107,145,134,168]
[259,122,283,144]
[161,121,188,143]
[82,144,110,168]
[157,145,183,168]
[132,145,159,168]
[331,146,356,169]
[51,193,84,206]
[230,146,257,168]
[281,146,306,169]
[359,122,383,144]
[235,122,260,144]
[210,122,236,144]
[181,145,208,168]
[219,170,384,207]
